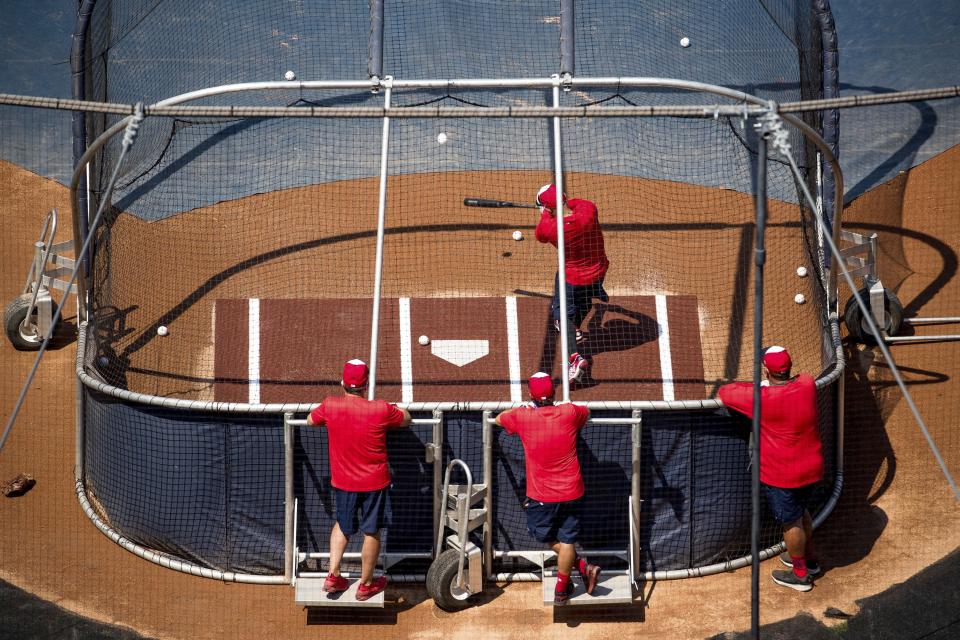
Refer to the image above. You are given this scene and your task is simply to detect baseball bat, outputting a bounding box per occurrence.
[463,197,539,209]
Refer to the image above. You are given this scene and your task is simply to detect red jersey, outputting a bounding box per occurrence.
[499,404,590,502]
[534,198,609,285]
[309,394,407,492]
[718,373,824,488]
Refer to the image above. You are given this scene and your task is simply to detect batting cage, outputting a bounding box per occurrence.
[6,0,850,596]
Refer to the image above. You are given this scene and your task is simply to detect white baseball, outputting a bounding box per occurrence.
[512,230,523,241]
[794,293,806,305]
[284,70,296,81]
[418,335,430,346]
[437,132,448,144]
[157,325,169,336]
[680,37,691,48]
[796,266,808,277]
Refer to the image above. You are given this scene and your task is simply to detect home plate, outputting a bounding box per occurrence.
[430,340,489,367]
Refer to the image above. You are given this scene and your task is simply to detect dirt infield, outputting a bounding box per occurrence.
[2,148,960,638]
[76,169,823,402]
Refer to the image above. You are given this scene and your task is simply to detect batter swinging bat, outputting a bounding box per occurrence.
[463,197,539,209]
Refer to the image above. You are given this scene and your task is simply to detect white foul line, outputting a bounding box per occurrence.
[399,297,413,403]
[655,294,675,402]
[248,298,260,404]
[505,296,522,402]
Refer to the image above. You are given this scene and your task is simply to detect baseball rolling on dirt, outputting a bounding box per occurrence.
[437,132,448,145]
[512,230,524,241]
[418,335,430,346]
[157,325,169,336]
[796,266,808,277]
[284,70,296,81]
[794,293,806,305]
[680,37,691,48]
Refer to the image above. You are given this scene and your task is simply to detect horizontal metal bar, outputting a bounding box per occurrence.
[886,334,960,344]
[286,417,440,426]
[299,572,426,582]
[495,549,627,559]
[903,317,960,326]
[6,83,958,117]
[482,416,642,426]
[842,265,873,279]
[300,552,433,561]
[839,244,871,258]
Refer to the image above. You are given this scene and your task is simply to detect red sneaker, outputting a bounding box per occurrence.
[356,576,388,601]
[323,574,348,593]
[579,563,601,595]
[554,579,576,605]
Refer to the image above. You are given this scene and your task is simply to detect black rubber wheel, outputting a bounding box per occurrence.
[426,548,475,612]
[843,287,903,345]
[4,294,44,351]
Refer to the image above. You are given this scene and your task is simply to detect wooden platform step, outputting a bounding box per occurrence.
[295,577,385,608]
[541,572,634,606]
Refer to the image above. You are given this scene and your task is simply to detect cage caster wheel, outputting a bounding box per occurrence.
[843,287,903,345]
[426,549,476,612]
[4,294,45,351]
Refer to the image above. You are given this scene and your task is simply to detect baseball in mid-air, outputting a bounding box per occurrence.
[437,132,448,144]
[157,325,169,336]
[680,37,691,48]
[796,266,808,277]
[512,230,524,241]
[418,335,430,346]
[794,293,806,305]
[284,70,296,81]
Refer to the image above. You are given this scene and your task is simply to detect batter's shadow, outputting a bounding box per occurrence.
[537,301,660,378]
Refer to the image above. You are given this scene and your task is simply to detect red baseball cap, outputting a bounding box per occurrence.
[535,184,567,210]
[528,371,555,401]
[762,346,792,375]
[342,359,369,389]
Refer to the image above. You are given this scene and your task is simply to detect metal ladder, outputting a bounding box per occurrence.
[840,229,960,344]
[427,459,487,610]
[4,209,76,350]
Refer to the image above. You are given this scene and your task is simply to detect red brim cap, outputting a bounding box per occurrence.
[528,372,554,400]
[762,346,792,374]
[342,359,369,388]
[535,184,566,210]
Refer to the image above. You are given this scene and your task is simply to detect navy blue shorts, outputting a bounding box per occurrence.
[334,487,391,536]
[524,497,582,544]
[763,483,816,525]
[550,273,608,324]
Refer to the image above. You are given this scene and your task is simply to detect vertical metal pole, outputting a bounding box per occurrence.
[432,409,443,558]
[283,413,295,582]
[559,0,575,78]
[482,410,494,578]
[75,363,85,483]
[751,127,770,640]
[836,362,845,476]
[368,78,392,399]
[368,0,384,80]
[551,76,570,401]
[630,410,642,580]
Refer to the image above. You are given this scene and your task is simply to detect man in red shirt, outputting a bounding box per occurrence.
[718,346,824,592]
[534,184,609,384]
[308,359,412,600]
[494,372,601,604]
